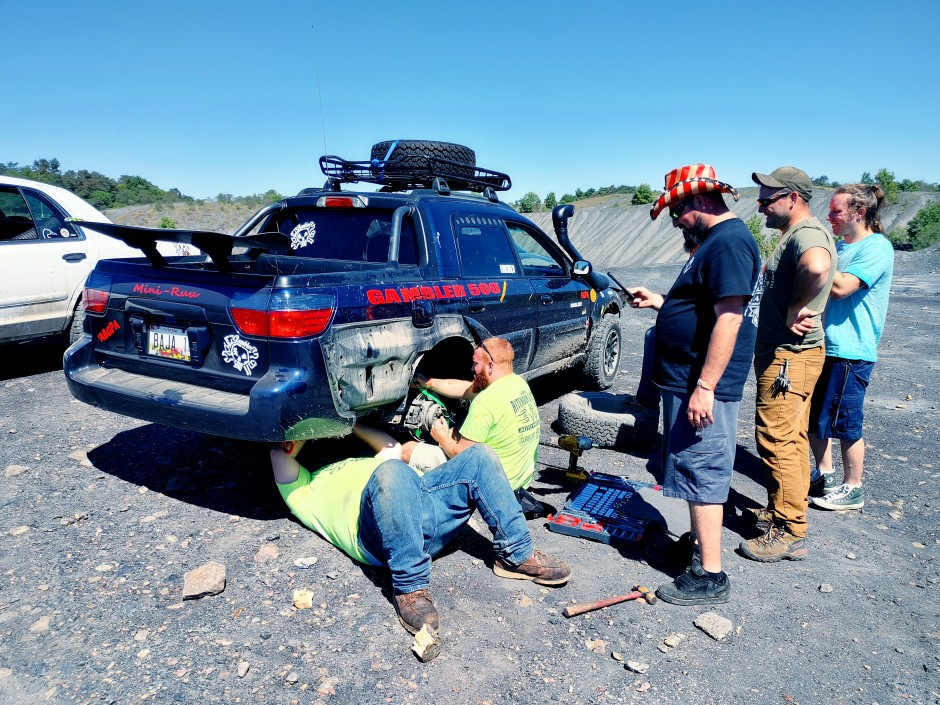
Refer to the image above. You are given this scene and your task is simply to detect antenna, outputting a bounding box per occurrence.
[311,23,327,155]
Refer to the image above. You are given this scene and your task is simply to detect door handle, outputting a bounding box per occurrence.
[540,294,554,305]
[62,253,87,263]
[469,303,486,313]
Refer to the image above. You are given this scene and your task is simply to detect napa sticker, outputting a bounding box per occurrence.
[289,221,317,250]
[221,335,259,376]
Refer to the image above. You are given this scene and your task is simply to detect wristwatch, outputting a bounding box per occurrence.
[696,379,714,392]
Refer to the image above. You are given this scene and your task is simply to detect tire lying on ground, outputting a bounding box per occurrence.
[370,140,476,180]
[556,391,658,451]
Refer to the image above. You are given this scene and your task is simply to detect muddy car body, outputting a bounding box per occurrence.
[64,141,624,441]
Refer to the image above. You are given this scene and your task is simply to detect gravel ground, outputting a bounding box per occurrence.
[1,252,938,705]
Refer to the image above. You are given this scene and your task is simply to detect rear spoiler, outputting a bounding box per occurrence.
[81,222,292,273]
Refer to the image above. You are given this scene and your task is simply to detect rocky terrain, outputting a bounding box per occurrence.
[1,241,938,704]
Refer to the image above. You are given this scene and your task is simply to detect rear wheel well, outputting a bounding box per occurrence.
[415,336,474,382]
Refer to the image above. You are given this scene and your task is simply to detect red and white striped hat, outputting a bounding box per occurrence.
[649,164,738,220]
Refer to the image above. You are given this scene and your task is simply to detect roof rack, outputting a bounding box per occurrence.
[319,154,512,195]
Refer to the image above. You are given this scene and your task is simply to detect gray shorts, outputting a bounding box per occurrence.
[660,390,740,504]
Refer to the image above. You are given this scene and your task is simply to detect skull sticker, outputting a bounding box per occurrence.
[221,335,259,376]
[289,221,317,250]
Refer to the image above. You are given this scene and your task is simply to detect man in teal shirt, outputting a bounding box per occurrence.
[271,424,569,657]
[809,184,894,511]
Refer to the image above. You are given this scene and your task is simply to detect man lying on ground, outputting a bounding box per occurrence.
[270,423,570,651]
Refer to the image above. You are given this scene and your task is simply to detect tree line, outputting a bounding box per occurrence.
[0,158,283,210]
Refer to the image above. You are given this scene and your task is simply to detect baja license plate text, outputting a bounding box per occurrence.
[147,325,191,362]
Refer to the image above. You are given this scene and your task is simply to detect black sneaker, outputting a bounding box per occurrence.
[655,564,730,606]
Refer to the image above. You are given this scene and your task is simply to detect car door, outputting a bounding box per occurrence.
[0,185,94,341]
[452,213,537,371]
[505,220,590,371]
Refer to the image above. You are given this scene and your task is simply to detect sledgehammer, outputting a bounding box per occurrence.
[562,585,657,618]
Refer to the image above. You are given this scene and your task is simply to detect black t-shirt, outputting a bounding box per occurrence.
[652,218,760,401]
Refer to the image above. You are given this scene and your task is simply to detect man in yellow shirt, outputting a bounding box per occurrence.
[271,424,569,656]
[402,337,539,494]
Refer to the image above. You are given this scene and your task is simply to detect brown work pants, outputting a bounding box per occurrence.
[754,346,825,538]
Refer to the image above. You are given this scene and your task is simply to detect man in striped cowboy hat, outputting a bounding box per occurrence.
[628,164,760,605]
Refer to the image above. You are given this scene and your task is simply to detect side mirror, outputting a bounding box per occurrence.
[572,260,592,277]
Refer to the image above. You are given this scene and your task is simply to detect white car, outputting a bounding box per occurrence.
[0,175,194,345]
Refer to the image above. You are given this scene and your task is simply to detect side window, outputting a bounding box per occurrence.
[0,187,39,241]
[23,190,81,240]
[453,214,520,278]
[506,222,567,277]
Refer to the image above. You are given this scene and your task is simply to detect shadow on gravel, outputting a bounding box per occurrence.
[88,424,288,520]
[0,338,67,380]
[528,367,585,405]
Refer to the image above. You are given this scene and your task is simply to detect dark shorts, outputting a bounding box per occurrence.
[660,390,739,504]
[809,357,875,441]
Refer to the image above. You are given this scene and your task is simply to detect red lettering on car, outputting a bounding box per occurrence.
[366,290,384,305]
[384,288,402,304]
[96,320,121,343]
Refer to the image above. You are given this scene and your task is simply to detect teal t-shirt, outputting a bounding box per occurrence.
[277,457,389,566]
[460,373,539,490]
[823,233,894,362]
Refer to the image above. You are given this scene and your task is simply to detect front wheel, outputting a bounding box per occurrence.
[581,315,622,390]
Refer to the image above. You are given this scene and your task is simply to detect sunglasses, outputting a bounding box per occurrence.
[757,189,792,207]
[476,341,494,364]
[669,199,692,220]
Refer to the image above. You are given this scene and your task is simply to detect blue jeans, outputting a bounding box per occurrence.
[357,444,533,594]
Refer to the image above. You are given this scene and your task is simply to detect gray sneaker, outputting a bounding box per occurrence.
[810,484,864,511]
[809,471,839,498]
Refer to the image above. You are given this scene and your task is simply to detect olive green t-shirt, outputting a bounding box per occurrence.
[460,373,539,490]
[753,217,837,358]
[277,457,389,566]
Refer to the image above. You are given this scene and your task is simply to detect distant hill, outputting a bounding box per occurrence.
[107,188,940,267]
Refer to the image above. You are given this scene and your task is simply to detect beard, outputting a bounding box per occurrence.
[471,367,491,393]
[682,215,710,252]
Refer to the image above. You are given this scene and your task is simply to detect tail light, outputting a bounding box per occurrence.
[83,271,113,315]
[230,290,335,339]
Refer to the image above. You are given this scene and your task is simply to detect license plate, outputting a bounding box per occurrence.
[147,325,191,362]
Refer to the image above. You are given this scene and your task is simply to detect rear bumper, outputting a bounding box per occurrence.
[63,339,354,441]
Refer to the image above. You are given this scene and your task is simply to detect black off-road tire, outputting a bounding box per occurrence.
[370,140,476,180]
[581,315,622,390]
[68,300,86,345]
[557,392,658,450]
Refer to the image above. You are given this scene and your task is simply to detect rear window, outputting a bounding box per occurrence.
[263,208,418,265]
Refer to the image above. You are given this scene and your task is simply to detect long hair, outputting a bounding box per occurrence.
[835,183,885,234]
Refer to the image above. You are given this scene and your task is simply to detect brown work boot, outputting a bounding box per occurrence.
[739,525,808,562]
[748,507,775,533]
[493,549,571,586]
[393,589,439,635]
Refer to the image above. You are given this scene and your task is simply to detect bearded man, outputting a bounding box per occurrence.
[401,337,540,493]
[628,164,760,605]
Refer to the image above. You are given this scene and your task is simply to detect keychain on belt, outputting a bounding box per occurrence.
[770,359,791,398]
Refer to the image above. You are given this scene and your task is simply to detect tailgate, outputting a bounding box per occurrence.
[83,260,279,389]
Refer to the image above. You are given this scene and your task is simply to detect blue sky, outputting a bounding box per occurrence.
[4,0,938,203]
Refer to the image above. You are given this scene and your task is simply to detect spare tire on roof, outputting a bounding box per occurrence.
[556,392,659,451]
[370,140,476,180]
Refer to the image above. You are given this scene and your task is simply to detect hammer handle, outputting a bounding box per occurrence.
[562,591,642,618]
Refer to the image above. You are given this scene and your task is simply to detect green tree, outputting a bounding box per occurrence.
[906,201,940,249]
[631,183,655,205]
[574,188,585,200]
[517,192,540,213]
[875,168,899,204]
[158,216,177,229]
[544,192,557,210]
[860,171,874,185]
[262,189,284,203]
[746,214,779,260]
[560,193,575,204]
[812,175,830,187]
